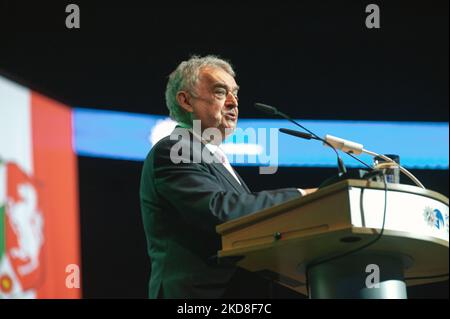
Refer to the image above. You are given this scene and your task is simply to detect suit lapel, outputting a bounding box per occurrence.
[210,162,242,192]
[210,163,247,193]
[181,126,250,194]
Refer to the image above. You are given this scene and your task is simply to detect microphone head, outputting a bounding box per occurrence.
[324,134,364,155]
[254,102,278,115]
[279,128,313,140]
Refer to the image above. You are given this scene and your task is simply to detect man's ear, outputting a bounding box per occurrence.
[176,91,194,113]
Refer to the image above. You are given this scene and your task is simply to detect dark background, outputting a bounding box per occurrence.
[0,0,448,298]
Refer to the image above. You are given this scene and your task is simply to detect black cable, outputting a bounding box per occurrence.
[305,171,388,298]
[345,151,373,170]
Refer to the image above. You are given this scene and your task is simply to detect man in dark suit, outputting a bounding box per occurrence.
[140,55,316,298]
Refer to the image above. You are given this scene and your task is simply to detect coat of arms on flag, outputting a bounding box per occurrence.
[0,161,45,298]
[1,75,80,298]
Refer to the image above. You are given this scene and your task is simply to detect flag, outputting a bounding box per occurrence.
[0,75,80,298]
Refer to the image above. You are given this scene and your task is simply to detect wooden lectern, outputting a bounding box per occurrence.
[216,179,449,299]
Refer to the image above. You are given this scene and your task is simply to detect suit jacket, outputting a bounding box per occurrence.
[139,126,301,298]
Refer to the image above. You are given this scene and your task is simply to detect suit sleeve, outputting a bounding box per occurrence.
[151,139,301,232]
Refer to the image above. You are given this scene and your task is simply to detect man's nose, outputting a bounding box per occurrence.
[226,92,238,108]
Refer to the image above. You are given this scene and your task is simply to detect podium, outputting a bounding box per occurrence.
[216,179,449,299]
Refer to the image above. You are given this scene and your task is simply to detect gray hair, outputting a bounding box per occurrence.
[165,55,236,126]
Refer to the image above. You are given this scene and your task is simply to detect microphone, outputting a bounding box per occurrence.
[255,102,347,176]
[324,134,364,155]
[254,103,278,116]
[280,128,374,171]
[279,128,317,140]
[274,109,425,189]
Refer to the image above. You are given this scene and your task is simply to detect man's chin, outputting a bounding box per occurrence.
[223,125,236,138]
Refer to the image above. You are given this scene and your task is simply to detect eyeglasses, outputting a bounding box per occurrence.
[212,85,239,102]
[187,86,239,102]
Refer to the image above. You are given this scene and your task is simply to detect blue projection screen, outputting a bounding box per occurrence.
[73,108,449,169]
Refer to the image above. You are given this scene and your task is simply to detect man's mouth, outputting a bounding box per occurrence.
[224,113,237,121]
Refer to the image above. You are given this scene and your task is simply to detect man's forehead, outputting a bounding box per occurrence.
[198,67,238,88]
